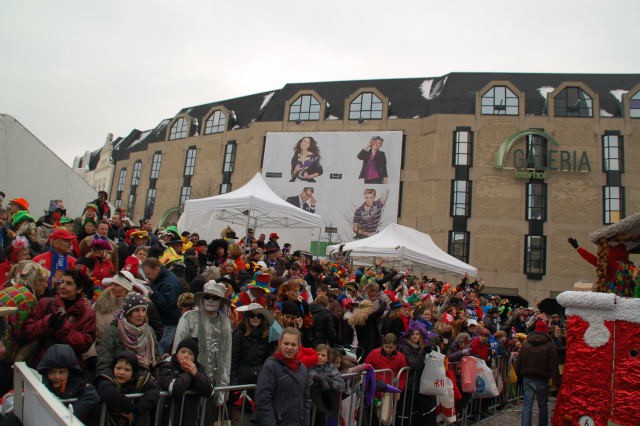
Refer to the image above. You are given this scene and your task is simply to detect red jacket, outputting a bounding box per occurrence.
[364,347,408,391]
[33,251,76,276]
[22,294,96,366]
[470,337,490,361]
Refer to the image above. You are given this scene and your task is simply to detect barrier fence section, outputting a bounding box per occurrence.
[15,355,524,426]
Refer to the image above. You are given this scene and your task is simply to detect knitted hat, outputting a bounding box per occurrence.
[535,319,549,334]
[9,198,29,211]
[176,337,199,359]
[11,210,34,226]
[123,292,147,316]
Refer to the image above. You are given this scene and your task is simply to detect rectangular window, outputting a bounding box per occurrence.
[117,169,127,192]
[219,183,232,194]
[179,186,192,208]
[604,186,624,224]
[131,161,142,186]
[128,193,137,219]
[453,130,473,166]
[150,152,163,179]
[526,181,547,221]
[524,235,546,277]
[144,188,157,218]
[223,142,236,173]
[602,134,623,172]
[451,180,472,217]
[448,231,470,263]
[526,134,547,169]
[184,147,197,176]
[114,199,122,209]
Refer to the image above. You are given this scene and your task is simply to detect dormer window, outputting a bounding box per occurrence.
[349,92,383,120]
[555,87,593,117]
[169,118,189,140]
[630,91,640,118]
[289,95,320,121]
[204,110,227,134]
[481,86,518,115]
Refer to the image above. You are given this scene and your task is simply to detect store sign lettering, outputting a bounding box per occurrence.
[494,130,591,179]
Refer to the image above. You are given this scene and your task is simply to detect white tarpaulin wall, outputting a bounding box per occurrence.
[178,172,322,240]
[326,222,477,277]
[0,115,97,217]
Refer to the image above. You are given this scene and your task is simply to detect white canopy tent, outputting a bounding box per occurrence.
[177,172,322,241]
[326,222,477,277]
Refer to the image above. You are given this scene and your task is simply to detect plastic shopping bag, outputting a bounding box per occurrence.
[460,356,499,397]
[436,376,456,424]
[460,356,477,393]
[419,349,447,395]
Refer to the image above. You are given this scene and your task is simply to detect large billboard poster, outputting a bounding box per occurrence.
[262,131,403,248]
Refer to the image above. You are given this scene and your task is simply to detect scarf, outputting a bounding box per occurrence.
[273,350,301,372]
[49,248,68,288]
[116,313,156,369]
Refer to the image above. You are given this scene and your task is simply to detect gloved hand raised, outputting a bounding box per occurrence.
[568,237,579,249]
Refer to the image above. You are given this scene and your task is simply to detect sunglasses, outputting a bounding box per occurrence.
[248,313,264,320]
[202,295,221,301]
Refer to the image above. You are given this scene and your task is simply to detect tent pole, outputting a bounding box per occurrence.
[244,208,252,250]
[316,227,321,259]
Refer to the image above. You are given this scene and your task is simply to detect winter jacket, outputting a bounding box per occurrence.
[400,341,427,391]
[148,267,183,325]
[309,362,346,393]
[96,320,160,377]
[309,303,337,347]
[96,369,160,425]
[516,331,559,382]
[231,325,273,385]
[354,299,387,359]
[364,347,407,391]
[37,344,100,423]
[22,294,96,366]
[255,356,311,426]
[157,355,214,398]
[470,337,490,361]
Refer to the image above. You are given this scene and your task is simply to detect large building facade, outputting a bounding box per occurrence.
[105,73,640,302]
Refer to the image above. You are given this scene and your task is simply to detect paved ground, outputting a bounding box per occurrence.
[471,396,556,425]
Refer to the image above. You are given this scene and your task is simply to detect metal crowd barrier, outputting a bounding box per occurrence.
[19,354,524,425]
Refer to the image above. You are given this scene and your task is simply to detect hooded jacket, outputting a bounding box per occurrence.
[516,331,559,381]
[37,344,100,422]
[95,350,160,425]
[158,354,214,398]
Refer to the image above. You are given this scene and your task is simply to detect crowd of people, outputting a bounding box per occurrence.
[0,192,564,425]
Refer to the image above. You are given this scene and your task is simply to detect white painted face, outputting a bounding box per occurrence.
[203,295,221,312]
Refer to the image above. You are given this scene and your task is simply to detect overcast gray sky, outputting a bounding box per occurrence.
[1,0,638,165]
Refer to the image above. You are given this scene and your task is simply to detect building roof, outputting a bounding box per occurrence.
[111,72,640,159]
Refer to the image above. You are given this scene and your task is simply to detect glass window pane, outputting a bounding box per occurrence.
[349,92,383,120]
[289,95,320,121]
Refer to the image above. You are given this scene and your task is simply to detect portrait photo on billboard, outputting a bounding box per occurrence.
[263,131,402,244]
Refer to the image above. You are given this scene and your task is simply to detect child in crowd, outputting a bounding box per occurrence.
[37,344,100,424]
[158,337,215,425]
[309,344,346,426]
[95,350,160,426]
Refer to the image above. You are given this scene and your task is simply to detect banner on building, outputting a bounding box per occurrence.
[263,131,403,245]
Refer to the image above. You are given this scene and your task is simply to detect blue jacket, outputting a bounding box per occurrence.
[149,267,183,325]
